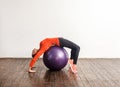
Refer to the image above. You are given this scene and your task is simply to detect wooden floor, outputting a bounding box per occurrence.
[0,58,120,87]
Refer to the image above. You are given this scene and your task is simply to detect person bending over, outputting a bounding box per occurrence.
[28,37,80,73]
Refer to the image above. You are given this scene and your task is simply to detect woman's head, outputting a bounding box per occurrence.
[32,48,39,57]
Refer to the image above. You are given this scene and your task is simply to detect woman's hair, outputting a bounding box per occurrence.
[32,53,36,58]
[31,49,39,58]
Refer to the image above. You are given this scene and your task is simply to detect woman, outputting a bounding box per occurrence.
[29,37,80,74]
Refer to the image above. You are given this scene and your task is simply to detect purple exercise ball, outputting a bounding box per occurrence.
[43,46,68,71]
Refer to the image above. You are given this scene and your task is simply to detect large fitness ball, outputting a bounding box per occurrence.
[43,46,68,71]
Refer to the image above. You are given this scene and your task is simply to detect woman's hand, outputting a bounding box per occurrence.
[28,67,36,73]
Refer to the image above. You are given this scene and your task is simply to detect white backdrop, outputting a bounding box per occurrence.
[0,0,120,58]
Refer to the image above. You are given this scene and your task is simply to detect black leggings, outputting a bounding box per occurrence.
[59,38,80,64]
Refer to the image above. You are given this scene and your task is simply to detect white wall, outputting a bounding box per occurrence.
[0,0,120,58]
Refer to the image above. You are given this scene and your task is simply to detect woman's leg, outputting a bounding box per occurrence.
[59,38,80,64]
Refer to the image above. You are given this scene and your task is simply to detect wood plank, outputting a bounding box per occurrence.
[0,58,120,87]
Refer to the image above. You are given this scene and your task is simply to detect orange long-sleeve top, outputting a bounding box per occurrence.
[29,38,60,67]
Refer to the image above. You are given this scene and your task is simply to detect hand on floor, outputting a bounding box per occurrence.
[28,67,36,73]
